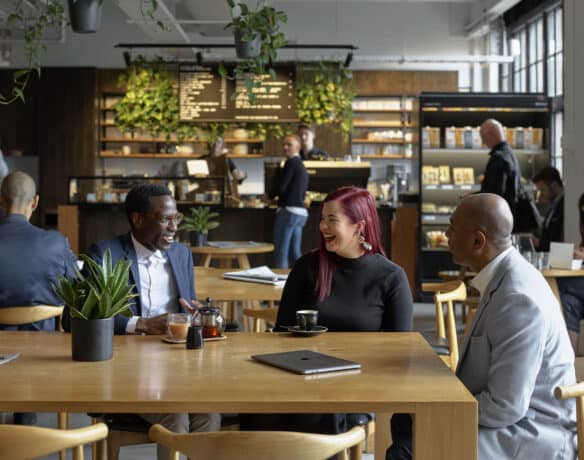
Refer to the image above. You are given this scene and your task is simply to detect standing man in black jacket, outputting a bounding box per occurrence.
[298,124,329,161]
[272,135,309,268]
[479,119,523,230]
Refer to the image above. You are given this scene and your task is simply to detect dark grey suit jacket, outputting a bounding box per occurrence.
[63,233,196,335]
[0,214,77,331]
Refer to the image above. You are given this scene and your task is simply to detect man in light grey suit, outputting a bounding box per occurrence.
[448,193,576,459]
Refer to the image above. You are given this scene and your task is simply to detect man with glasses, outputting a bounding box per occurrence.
[75,184,220,459]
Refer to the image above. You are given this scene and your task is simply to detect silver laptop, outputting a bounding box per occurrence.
[251,350,361,375]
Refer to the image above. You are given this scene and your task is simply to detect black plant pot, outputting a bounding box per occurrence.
[68,0,102,33]
[192,232,208,247]
[71,317,114,362]
[234,29,262,59]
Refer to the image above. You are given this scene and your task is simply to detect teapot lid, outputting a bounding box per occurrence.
[199,306,222,315]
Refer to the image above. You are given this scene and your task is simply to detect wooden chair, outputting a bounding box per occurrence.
[554,381,584,451]
[0,423,108,460]
[91,414,151,460]
[242,306,278,332]
[149,423,365,460]
[0,305,69,460]
[421,281,467,371]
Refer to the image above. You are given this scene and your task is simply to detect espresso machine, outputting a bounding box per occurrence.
[380,165,410,205]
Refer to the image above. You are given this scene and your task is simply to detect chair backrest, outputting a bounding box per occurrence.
[431,281,466,371]
[0,305,64,331]
[0,423,108,460]
[149,424,365,460]
[555,381,584,452]
[242,307,279,333]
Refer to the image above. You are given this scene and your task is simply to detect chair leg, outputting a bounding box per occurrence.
[58,412,69,460]
[374,413,392,460]
[350,441,363,460]
[107,431,121,460]
[73,444,84,460]
[364,419,376,454]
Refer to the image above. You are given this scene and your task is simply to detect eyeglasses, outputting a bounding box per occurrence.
[145,212,184,226]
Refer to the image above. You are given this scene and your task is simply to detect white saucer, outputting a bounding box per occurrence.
[286,325,328,337]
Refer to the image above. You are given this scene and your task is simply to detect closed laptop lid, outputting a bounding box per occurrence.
[251,349,361,375]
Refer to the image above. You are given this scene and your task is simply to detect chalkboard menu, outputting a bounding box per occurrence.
[179,65,296,122]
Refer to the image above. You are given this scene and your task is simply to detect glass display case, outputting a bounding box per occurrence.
[68,176,225,206]
[418,92,550,286]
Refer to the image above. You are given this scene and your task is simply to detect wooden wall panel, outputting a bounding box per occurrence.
[0,68,97,224]
[353,70,458,95]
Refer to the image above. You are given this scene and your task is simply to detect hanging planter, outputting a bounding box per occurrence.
[234,29,262,59]
[68,0,103,33]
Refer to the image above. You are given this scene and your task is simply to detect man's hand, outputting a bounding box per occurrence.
[135,314,167,335]
[179,297,201,315]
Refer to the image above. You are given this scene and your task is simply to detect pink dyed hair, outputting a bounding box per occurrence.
[315,186,385,301]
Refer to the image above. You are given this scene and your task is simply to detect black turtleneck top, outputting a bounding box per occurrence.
[275,251,413,332]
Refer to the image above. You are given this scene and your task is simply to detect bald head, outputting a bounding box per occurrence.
[1,171,38,218]
[458,193,513,248]
[480,119,506,149]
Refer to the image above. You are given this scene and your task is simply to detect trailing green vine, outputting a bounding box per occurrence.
[296,64,355,138]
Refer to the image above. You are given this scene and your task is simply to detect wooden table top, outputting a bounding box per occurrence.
[542,269,584,278]
[195,267,288,302]
[0,331,474,413]
[190,242,275,255]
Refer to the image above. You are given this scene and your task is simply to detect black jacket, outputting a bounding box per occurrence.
[275,155,308,208]
[539,194,564,252]
[480,142,521,214]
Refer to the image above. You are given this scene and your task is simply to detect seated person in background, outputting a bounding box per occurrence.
[242,186,413,437]
[0,171,77,425]
[63,184,219,459]
[558,192,584,351]
[531,166,564,251]
[389,193,576,459]
[298,124,329,161]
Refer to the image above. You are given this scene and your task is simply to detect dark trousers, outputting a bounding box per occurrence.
[386,414,412,460]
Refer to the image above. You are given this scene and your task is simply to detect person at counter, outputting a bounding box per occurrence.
[205,136,246,183]
[298,124,329,160]
[242,186,413,439]
[271,135,309,268]
[63,184,220,459]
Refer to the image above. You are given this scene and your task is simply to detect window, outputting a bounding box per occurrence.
[547,6,563,97]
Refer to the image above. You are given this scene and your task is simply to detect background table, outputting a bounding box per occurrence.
[541,268,584,307]
[0,331,477,460]
[190,242,275,269]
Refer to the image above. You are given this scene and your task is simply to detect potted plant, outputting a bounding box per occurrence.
[180,207,220,247]
[219,0,287,104]
[296,64,355,138]
[68,0,102,33]
[54,249,135,362]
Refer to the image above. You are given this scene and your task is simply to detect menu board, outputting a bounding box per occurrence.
[179,65,296,122]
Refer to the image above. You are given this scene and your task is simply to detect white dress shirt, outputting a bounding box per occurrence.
[469,246,513,296]
[126,234,178,334]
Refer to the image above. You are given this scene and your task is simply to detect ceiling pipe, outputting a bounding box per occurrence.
[354,54,514,64]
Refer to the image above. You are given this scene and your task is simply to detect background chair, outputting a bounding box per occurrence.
[242,306,278,332]
[0,423,107,460]
[0,305,69,460]
[554,381,584,452]
[421,281,467,371]
[149,423,365,460]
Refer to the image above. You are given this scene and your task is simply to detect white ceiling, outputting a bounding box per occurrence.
[0,0,521,68]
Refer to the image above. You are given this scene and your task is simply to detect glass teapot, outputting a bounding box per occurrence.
[196,298,225,338]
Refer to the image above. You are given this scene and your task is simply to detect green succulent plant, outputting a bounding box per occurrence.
[296,64,355,138]
[180,207,221,235]
[219,0,288,105]
[53,249,136,320]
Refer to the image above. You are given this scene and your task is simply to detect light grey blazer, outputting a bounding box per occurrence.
[457,249,577,459]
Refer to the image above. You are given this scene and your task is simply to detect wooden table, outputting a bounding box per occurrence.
[195,267,287,302]
[541,269,584,307]
[190,242,275,269]
[0,331,477,460]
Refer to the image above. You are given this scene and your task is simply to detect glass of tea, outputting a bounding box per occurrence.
[166,313,190,341]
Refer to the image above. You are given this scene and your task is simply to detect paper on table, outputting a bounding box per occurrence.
[0,352,20,365]
[223,266,287,287]
[550,242,576,269]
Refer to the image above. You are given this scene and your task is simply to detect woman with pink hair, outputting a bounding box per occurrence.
[239,187,413,440]
[275,185,412,332]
